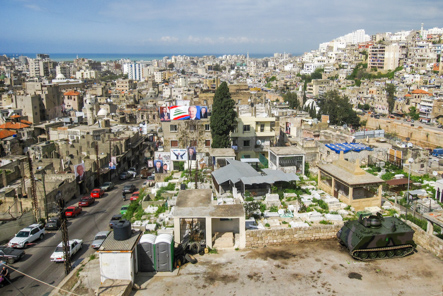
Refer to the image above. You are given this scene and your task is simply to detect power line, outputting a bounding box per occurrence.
[3,263,82,296]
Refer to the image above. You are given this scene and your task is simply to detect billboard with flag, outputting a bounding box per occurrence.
[159,106,208,121]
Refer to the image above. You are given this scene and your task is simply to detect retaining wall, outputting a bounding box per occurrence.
[406,220,443,259]
[246,224,343,248]
[0,212,36,243]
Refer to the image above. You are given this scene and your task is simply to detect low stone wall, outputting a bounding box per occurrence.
[246,224,343,248]
[406,220,443,259]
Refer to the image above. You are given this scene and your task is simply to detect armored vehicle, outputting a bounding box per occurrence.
[337,213,416,260]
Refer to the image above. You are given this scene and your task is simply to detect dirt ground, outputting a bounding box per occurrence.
[132,240,443,296]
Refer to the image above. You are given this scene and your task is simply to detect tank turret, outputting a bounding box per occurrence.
[337,212,416,260]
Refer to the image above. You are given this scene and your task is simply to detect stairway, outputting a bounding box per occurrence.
[212,232,234,249]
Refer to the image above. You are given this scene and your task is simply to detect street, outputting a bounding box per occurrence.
[1,176,145,296]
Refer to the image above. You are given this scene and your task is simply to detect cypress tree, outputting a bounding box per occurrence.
[210,82,237,148]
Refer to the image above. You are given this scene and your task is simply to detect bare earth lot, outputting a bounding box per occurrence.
[132,240,443,296]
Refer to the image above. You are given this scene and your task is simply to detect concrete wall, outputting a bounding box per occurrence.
[406,220,443,259]
[0,212,36,243]
[246,224,343,248]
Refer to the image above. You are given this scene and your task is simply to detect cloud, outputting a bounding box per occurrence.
[23,4,43,11]
[160,36,179,43]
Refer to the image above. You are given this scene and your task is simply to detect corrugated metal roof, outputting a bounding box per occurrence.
[212,159,260,184]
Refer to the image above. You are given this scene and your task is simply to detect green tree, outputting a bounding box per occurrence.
[210,82,237,148]
[385,83,396,113]
[318,90,360,128]
[213,64,221,71]
[282,92,299,109]
[408,106,420,120]
[181,69,186,75]
[311,68,324,80]
[168,63,174,69]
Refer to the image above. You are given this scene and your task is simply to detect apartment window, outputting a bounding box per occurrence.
[189,125,196,131]
[243,140,250,147]
[170,125,178,132]
[260,124,265,132]
[205,140,211,147]
[190,140,197,146]
[204,100,207,105]
[171,140,178,147]
[205,124,210,131]
[243,125,250,132]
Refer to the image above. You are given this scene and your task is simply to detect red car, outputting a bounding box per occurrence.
[130,191,140,201]
[90,188,104,199]
[65,206,82,218]
[78,196,95,207]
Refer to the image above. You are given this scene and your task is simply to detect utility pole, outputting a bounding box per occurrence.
[27,151,39,222]
[41,172,48,221]
[96,142,100,187]
[58,198,71,275]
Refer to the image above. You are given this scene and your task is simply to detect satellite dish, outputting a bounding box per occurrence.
[256,140,262,145]
[406,137,410,141]
[433,171,438,176]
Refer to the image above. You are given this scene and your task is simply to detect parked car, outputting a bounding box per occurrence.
[120,205,129,215]
[119,172,131,180]
[100,182,115,191]
[122,184,137,194]
[90,188,104,199]
[130,191,140,201]
[0,246,25,263]
[127,167,137,178]
[45,217,61,231]
[65,206,82,218]
[50,239,83,262]
[109,214,122,228]
[8,224,45,248]
[91,231,110,249]
[78,196,95,207]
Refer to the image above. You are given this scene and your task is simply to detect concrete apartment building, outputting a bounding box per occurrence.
[63,90,83,111]
[116,79,135,92]
[160,119,212,155]
[25,82,64,121]
[368,44,400,71]
[15,94,42,124]
[230,104,277,159]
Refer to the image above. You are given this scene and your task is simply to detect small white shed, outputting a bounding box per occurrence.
[98,231,142,284]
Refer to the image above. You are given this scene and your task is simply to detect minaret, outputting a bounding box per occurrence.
[421,23,424,40]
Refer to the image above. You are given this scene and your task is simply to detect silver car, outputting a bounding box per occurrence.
[91,231,110,249]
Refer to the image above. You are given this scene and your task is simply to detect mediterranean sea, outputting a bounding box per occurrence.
[2,53,277,62]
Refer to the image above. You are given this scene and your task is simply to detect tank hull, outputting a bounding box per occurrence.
[337,215,416,260]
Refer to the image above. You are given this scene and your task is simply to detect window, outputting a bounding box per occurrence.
[243,125,250,132]
[260,124,265,132]
[171,140,178,147]
[170,125,177,132]
[205,140,211,147]
[189,125,196,131]
[190,140,197,146]
[205,124,210,131]
[243,140,250,147]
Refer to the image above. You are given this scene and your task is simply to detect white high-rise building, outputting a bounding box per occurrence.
[123,63,143,81]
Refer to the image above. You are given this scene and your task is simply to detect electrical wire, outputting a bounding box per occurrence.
[2,263,82,296]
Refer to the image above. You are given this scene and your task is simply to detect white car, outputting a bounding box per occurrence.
[50,239,83,262]
[8,224,45,248]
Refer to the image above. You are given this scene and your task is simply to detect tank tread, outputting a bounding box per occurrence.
[351,244,415,261]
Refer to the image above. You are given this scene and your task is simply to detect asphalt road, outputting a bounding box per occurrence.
[1,177,145,296]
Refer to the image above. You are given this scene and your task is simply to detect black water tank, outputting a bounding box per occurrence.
[114,220,132,241]
[180,184,186,190]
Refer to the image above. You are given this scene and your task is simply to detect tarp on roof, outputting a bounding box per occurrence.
[325,143,373,154]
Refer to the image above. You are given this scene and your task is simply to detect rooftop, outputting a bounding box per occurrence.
[99,230,141,252]
[269,146,305,155]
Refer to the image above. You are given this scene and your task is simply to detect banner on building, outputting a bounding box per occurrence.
[159,105,208,121]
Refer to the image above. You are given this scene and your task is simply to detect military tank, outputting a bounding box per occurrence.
[337,212,416,260]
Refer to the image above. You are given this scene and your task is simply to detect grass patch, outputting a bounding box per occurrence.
[89,254,97,260]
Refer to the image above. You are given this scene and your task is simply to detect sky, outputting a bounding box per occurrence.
[1,0,443,55]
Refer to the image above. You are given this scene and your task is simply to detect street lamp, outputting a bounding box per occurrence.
[406,158,414,206]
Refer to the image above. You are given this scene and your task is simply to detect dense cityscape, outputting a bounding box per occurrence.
[1,25,443,295]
